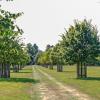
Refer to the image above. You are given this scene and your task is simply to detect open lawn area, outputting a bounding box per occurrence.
[38,65,100,100]
[0,65,100,100]
[0,66,38,100]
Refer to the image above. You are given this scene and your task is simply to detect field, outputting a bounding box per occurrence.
[0,65,100,100]
[37,65,100,100]
[0,66,38,100]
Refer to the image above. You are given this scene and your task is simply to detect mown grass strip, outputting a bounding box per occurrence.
[38,65,100,100]
[0,66,38,100]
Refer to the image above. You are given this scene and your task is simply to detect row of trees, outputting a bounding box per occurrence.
[0,0,42,78]
[36,19,100,78]
[0,9,30,78]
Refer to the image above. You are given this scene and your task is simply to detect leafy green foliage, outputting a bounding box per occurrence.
[27,43,39,64]
[36,19,100,77]
[0,9,30,77]
[61,19,100,65]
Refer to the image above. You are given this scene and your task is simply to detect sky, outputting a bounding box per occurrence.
[0,0,100,50]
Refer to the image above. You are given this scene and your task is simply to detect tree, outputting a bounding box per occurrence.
[50,43,65,72]
[61,19,100,78]
[27,43,39,65]
[0,9,27,78]
[36,45,54,69]
[45,44,53,51]
[34,50,42,64]
[0,0,30,78]
[11,42,30,72]
[36,52,47,66]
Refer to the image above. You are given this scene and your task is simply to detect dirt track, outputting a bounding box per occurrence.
[32,66,91,100]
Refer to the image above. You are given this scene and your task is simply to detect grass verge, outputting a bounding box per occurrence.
[38,65,100,100]
[0,66,38,100]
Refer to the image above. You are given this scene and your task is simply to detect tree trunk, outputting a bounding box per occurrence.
[45,65,48,68]
[77,62,87,78]
[0,63,10,78]
[57,65,59,72]
[77,62,80,78]
[13,66,15,72]
[83,63,87,78]
[49,65,53,70]
[1,63,4,77]
[19,65,22,70]
[4,64,10,78]
[13,65,19,72]
[0,64,2,78]
[18,65,20,72]
[7,64,10,78]
[57,65,63,72]
[80,62,83,78]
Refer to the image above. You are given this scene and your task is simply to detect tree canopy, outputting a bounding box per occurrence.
[27,43,39,65]
[36,19,100,77]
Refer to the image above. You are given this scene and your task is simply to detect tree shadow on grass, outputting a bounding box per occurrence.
[63,71,75,73]
[0,78,40,83]
[22,68,32,70]
[11,72,31,73]
[77,77,100,81]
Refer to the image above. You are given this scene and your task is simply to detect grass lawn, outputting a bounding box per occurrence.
[0,66,38,100]
[38,65,100,100]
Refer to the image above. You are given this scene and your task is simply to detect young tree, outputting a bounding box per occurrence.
[61,19,100,78]
[36,45,54,69]
[50,43,65,72]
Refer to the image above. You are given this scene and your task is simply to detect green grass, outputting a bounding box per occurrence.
[0,66,38,100]
[38,65,100,100]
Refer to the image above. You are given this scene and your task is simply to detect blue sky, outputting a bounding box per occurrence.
[0,0,100,50]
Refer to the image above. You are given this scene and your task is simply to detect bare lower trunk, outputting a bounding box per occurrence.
[57,65,63,72]
[83,63,87,78]
[77,62,87,78]
[44,65,48,68]
[13,65,19,72]
[77,62,80,78]
[0,63,10,78]
[0,64,2,78]
[80,62,83,77]
[4,64,10,78]
[19,65,22,70]
[49,65,53,70]
[7,64,10,78]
